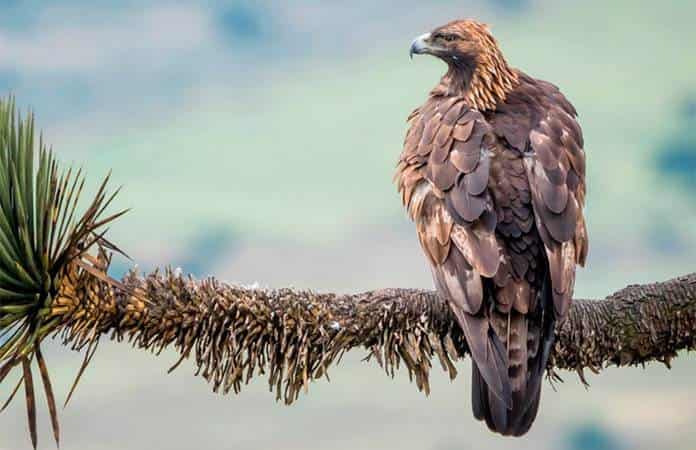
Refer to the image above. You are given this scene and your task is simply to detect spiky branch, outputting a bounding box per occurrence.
[1,96,695,449]
[50,268,696,406]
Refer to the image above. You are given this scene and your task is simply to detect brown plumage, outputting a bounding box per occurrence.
[397,19,588,436]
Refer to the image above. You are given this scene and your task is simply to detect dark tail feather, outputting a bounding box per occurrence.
[470,334,549,437]
[506,325,554,435]
[509,283,557,435]
[451,306,512,409]
[455,307,512,433]
[471,362,486,421]
[471,362,510,433]
[470,276,557,437]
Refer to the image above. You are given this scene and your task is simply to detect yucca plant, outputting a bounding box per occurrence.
[0,97,125,449]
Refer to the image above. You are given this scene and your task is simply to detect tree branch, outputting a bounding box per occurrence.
[53,265,696,403]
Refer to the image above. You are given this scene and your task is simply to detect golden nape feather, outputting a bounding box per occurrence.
[399,19,587,436]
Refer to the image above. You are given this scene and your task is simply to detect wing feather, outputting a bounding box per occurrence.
[523,86,588,319]
[398,96,511,407]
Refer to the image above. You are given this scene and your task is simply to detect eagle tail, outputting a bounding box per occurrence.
[430,242,557,436]
[469,275,557,436]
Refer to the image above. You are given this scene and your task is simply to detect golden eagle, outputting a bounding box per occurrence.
[396,19,588,436]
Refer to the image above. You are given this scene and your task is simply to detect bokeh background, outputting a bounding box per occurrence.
[2,0,696,449]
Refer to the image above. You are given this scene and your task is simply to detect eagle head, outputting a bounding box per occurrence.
[409,20,495,64]
[409,19,518,110]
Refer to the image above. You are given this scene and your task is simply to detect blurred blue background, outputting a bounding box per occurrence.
[1,1,695,449]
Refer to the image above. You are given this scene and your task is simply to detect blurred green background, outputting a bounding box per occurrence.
[2,0,696,449]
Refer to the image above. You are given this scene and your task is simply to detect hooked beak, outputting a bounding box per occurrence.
[409,33,432,59]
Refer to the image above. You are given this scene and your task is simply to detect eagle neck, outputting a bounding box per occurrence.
[432,54,519,111]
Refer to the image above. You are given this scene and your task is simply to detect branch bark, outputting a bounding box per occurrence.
[53,267,696,403]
